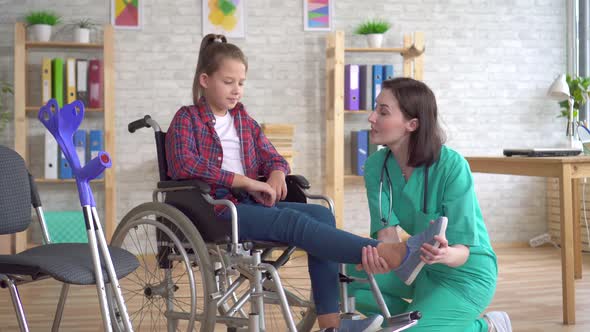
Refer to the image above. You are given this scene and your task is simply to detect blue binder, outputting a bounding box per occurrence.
[58,149,72,179]
[89,130,104,179]
[372,65,383,110]
[383,65,394,81]
[74,130,87,167]
[351,130,368,176]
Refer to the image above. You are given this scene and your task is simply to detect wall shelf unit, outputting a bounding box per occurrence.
[324,31,424,228]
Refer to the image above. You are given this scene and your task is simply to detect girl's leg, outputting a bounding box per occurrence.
[233,201,387,327]
[235,201,379,264]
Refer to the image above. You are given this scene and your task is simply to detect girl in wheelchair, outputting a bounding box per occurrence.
[165,33,446,332]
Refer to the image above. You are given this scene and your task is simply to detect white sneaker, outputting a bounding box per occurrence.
[484,311,512,332]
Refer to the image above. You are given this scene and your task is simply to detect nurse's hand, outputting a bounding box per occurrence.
[420,233,449,265]
[356,246,390,274]
[420,220,470,267]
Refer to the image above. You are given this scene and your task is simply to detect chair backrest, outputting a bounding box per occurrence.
[0,146,32,234]
[154,131,171,181]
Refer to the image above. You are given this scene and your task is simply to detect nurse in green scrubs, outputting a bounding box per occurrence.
[347,78,512,332]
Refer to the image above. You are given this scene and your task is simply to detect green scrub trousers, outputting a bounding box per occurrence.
[347,146,498,331]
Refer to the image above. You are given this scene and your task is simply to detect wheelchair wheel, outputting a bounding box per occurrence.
[107,202,217,332]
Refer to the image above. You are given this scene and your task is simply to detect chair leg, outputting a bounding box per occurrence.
[4,277,30,332]
[52,283,70,332]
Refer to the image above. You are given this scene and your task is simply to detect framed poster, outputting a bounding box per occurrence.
[202,0,246,38]
[111,0,142,30]
[303,0,332,31]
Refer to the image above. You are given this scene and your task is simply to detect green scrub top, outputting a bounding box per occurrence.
[364,145,496,279]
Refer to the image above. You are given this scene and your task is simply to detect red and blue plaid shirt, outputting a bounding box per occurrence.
[166,97,291,215]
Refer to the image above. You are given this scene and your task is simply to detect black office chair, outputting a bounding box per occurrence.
[0,145,139,331]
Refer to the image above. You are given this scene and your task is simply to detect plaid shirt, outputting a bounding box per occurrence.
[166,97,291,215]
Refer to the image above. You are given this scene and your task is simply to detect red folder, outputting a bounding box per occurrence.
[88,59,103,108]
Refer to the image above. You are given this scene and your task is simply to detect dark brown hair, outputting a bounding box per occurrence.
[192,34,248,104]
[382,77,445,167]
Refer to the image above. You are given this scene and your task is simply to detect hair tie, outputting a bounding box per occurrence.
[214,37,223,43]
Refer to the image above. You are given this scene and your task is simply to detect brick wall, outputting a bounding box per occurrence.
[0,0,567,242]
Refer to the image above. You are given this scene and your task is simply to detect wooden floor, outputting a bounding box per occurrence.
[1,247,589,331]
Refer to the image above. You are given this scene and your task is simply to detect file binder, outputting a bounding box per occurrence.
[351,130,368,176]
[383,64,394,81]
[58,149,72,179]
[66,58,77,104]
[52,58,64,107]
[76,59,89,105]
[41,58,52,104]
[359,65,373,111]
[344,64,360,111]
[372,65,383,110]
[44,131,58,179]
[74,130,86,167]
[88,59,103,108]
[89,130,104,178]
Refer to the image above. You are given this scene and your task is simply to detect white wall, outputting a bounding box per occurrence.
[0,0,567,242]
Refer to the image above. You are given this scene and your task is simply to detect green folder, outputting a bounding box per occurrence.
[52,58,64,107]
[44,211,88,243]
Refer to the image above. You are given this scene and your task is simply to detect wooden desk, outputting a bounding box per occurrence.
[466,156,590,325]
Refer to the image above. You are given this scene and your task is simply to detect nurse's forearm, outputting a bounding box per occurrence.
[446,244,470,268]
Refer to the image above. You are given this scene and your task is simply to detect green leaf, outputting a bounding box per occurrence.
[24,10,61,26]
[354,19,391,35]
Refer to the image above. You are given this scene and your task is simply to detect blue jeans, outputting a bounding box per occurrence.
[220,197,379,315]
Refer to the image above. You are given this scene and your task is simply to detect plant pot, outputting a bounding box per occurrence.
[366,33,384,48]
[30,24,52,42]
[74,28,90,43]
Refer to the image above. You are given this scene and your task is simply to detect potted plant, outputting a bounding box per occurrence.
[557,75,590,119]
[354,19,391,48]
[0,81,13,135]
[71,18,98,43]
[25,10,61,42]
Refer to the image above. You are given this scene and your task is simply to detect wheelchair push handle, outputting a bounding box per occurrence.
[128,115,152,133]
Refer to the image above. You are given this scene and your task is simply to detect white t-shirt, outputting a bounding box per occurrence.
[214,113,245,175]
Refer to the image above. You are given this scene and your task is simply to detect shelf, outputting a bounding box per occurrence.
[26,106,104,114]
[325,31,424,229]
[344,175,364,185]
[36,178,105,184]
[345,45,424,58]
[25,41,103,50]
[9,22,116,255]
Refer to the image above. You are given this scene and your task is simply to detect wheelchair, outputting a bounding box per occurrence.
[107,115,420,332]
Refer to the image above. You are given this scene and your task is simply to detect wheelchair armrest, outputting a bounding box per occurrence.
[286,174,310,190]
[157,179,210,194]
[257,174,310,189]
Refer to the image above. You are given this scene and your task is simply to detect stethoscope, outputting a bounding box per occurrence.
[379,149,429,226]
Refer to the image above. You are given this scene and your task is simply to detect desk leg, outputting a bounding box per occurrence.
[560,167,576,324]
[573,178,582,280]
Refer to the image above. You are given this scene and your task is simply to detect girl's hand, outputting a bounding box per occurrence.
[266,170,287,204]
[246,179,277,207]
[356,246,390,274]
